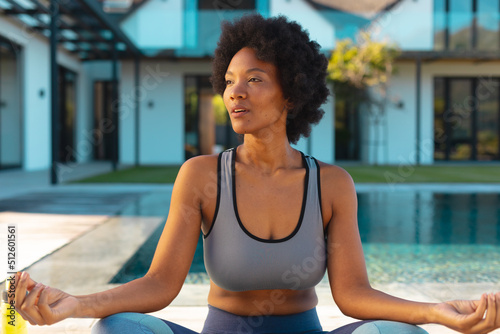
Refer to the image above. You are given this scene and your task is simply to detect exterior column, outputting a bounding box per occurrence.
[134,56,140,166]
[415,56,421,165]
[111,38,119,171]
[50,0,60,184]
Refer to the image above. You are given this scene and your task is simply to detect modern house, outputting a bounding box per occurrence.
[0,0,499,182]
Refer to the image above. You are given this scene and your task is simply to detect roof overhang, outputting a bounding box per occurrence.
[0,0,142,60]
[309,0,401,19]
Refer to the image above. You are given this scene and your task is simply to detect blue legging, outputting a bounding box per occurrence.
[91,305,428,334]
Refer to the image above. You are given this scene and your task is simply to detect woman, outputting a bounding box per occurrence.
[13,14,500,334]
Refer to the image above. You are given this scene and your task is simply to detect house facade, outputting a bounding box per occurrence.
[0,0,499,175]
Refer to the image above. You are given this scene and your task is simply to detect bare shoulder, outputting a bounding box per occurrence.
[314,160,357,220]
[315,160,355,193]
[180,154,219,176]
[173,154,219,194]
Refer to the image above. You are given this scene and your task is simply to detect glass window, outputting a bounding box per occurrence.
[476,78,499,160]
[434,77,500,161]
[449,1,473,50]
[433,78,446,160]
[93,81,115,161]
[335,86,361,161]
[58,67,77,163]
[433,0,446,50]
[449,79,473,160]
[184,76,199,159]
[477,0,500,50]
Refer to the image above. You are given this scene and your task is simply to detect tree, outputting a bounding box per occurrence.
[328,32,400,165]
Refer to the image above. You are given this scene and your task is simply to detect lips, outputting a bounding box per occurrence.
[230,106,249,117]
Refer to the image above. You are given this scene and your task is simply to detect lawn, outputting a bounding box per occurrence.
[344,165,500,183]
[73,164,500,184]
[74,166,181,183]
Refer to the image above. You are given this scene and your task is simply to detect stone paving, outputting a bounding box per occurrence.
[0,164,499,333]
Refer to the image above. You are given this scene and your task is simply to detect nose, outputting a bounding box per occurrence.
[228,81,247,100]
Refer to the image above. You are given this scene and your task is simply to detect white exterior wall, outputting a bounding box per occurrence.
[361,63,417,165]
[369,0,433,51]
[293,84,334,163]
[120,61,211,165]
[311,84,334,163]
[121,0,183,50]
[271,0,335,51]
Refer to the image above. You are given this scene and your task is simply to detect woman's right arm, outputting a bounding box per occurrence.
[13,156,213,325]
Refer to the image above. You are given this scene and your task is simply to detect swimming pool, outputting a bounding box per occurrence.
[111,189,500,285]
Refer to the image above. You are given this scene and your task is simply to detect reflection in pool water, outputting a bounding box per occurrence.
[111,191,500,284]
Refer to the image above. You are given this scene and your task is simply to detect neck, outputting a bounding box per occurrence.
[237,135,300,174]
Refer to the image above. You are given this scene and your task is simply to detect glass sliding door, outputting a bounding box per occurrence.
[0,37,22,169]
[184,76,199,159]
[434,77,500,161]
[476,78,499,160]
[58,66,77,163]
[433,78,446,160]
[448,79,473,160]
[93,81,115,160]
[335,92,360,161]
[184,75,239,159]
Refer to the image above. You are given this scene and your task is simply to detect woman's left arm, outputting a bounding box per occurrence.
[322,164,500,333]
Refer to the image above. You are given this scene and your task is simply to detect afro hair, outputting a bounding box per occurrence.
[211,14,330,144]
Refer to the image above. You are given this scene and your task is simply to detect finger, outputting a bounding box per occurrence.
[38,287,57,325]
[454,295,487,333]
[18,309,37,326]
[18,283,46,325]
[13,272,29,316]
[13,272,37,306]
[494,293,500,328]
[472,294,488,321]
[472,293,497,334]
[9,272,35,324]
[477,294,488,317]
[484,294,497,328]
[14,272,37,291]
[465,294,489,331]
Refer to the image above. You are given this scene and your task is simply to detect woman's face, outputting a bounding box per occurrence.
[223,47,288,138]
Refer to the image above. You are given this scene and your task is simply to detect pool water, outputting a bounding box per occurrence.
[111,191,500,284]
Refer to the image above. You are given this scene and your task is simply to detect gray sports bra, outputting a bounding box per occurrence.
[203,148,327,291]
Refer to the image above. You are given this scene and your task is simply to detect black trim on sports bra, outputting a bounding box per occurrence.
[232,148,309,243]
[313,158,323,216]
[203,152,223,239]
[312,157,328,237]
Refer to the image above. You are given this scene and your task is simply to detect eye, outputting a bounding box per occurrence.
[225,79,233,85]
[249,77,261,82]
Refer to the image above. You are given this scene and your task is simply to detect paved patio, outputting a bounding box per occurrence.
[0,163,499,333]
